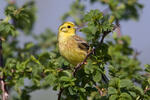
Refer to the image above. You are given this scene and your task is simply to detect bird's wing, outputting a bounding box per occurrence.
[73,35,89,52]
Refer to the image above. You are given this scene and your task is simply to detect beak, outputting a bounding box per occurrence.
[74,26,79,29]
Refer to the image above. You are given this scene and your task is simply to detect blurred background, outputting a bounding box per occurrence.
[0,0,150,99]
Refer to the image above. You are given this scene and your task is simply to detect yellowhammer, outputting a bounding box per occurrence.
[58,22,109,83]
[58,22,89,65]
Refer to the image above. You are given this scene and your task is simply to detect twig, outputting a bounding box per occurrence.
[7,0,16,4]
[143,73,150,77]
[144,86,150,94]
[95,85,103,96]
[58,88,64,100]
[133,50,141,60]
[0,37,8,100]
[0,38,4,68]
[0,81,8,100]
[92,80,106,96]
[73,48,94,76]
[115,19,122,37]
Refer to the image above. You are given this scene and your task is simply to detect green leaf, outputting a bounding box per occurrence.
[109,78,120,87]
[108,87,118,95]
[84,60,94,74]
[109,94,118,100]
[93,71,102,82]
[30,55,41,65]
[145,64,150,72]
[84,9,103,22]
[25,42,34,49]
[119,79,133,89]
[68,87,75,95]
[60,76,71,82]
[119,93,132,100]
[129,91,136,98]
[133,86,144,95]
[43,74,56,86]
[80,27,91,34]
[14,78,24,88]
[0,22,18,37]
[79,88,86,93]
[148,78,150,84]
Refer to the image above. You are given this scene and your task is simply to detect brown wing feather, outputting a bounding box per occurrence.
[73,35,89,52]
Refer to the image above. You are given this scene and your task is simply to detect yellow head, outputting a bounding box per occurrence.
[58,22,76,38]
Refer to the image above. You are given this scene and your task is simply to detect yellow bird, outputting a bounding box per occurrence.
[58,22,89,66]
[58,22,109,83]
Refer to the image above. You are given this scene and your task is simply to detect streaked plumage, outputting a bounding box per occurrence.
[58,22,89,65]
[58,22,109,83]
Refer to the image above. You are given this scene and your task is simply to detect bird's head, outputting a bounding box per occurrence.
[58,22,77,37]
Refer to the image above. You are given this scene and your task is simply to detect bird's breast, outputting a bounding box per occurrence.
[58,37,87,65]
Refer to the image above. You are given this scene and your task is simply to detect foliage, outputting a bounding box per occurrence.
[0,0,149,100]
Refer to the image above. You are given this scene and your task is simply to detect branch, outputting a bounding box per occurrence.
[58,88,64,100]
[143,73,150,77]
[0,81,8,100]
[115,19,122,37]
[0,37,8,100]
[95,85,103,96]
[133,50,141,60]
[92,80,107,96]
[73,48,94,76]
[144,86,150,94]
[7,0,16,4]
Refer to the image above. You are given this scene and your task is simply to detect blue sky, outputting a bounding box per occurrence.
[0,0,150,99]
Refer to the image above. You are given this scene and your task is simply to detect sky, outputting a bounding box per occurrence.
[0,0,150,100]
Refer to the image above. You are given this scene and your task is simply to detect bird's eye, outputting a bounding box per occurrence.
[67,25,71,28]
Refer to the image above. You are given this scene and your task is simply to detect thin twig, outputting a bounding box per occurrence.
[0,81,8,100]
[92,80,105,96]
[115,19,122,37]
[73,48,94,76]
[133,50,141,60]
[0,37,8,100]
[95,85,103,96]
[58,88,64,100]
[8,0,16,4]
[143,73,150,77]
[144,87,150,94]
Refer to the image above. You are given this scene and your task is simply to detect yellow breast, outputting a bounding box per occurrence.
[58,36,87,65]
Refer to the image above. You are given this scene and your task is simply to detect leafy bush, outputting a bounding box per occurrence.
[0,0,149,100]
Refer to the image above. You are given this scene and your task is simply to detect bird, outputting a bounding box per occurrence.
[58,21,109,83]
[58,21,89,66]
